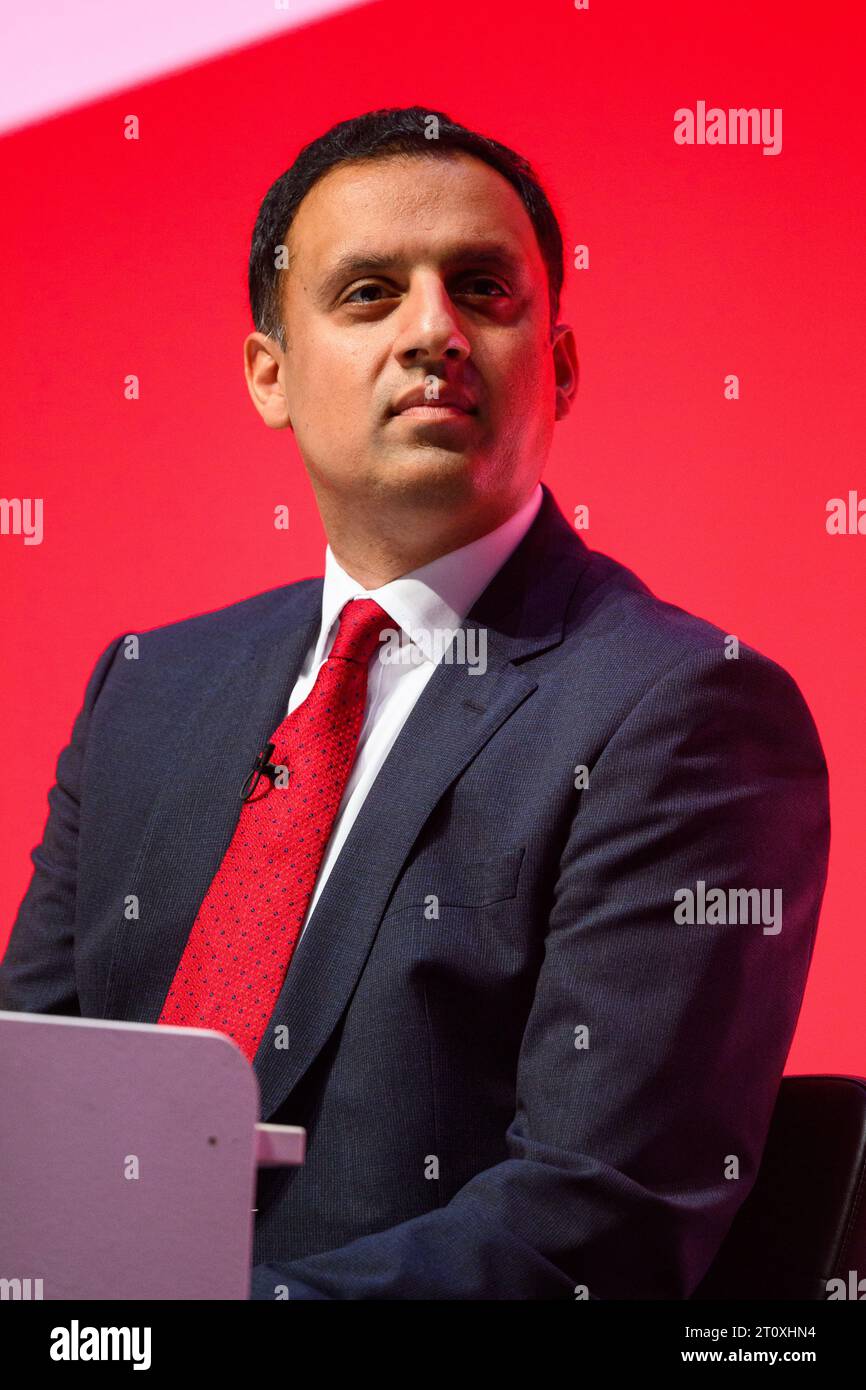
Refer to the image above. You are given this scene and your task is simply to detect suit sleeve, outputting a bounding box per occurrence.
[0,634,125,1015]
[249,644,831,1300]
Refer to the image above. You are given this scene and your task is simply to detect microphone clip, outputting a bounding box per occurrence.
[240,741,281,802]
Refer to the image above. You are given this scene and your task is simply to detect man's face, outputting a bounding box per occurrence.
[248,151,576,522]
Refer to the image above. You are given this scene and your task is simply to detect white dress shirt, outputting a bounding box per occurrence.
[289,483,544,944]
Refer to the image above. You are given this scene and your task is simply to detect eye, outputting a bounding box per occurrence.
[461,276,508,297]
[344,282,392,304]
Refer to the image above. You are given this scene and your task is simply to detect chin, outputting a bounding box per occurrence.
[372,454,481,501]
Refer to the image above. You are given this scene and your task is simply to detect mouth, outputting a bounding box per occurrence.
[389,385,478,418]
[391,403,476,419]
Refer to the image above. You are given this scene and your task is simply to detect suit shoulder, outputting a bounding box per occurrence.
[567,543,803,698]
[128,577,322,654]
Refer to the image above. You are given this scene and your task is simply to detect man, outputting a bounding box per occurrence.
[0,107,830,1300]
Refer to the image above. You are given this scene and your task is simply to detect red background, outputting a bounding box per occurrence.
[1,0,863,1073]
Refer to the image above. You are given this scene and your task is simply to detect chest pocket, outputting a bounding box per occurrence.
[384,845,526,916]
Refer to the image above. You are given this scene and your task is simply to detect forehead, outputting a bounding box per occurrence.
[286,151,543,278]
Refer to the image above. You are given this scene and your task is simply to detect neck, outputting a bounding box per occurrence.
[316,485,536,590]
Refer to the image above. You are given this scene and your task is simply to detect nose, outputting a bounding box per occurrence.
[392,272,471,367]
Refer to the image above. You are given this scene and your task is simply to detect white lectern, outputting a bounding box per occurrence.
[0,1012,305,1300]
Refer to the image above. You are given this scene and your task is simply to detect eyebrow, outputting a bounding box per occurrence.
[316,241,526,301]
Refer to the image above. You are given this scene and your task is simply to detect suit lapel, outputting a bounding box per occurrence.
[101,584,322,1028]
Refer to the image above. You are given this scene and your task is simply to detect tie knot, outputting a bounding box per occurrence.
[329,598,394,665]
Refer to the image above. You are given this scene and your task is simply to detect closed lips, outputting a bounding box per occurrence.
[390,387,476,414]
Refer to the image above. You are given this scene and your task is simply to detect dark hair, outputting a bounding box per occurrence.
[248,105,565,349]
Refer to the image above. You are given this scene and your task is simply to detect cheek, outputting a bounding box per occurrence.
[317,336,373,410]
[289,343,365,432]
[492,351,551,424]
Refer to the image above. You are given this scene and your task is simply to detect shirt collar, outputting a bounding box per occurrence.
[314,482,544,666]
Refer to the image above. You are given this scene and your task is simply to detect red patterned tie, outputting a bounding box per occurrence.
[158,597,393,1062]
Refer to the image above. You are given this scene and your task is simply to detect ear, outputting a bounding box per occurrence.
[550,323,579,422]
[243,331,294,432]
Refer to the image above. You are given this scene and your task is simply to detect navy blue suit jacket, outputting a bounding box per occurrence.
[0,484,830,1299]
